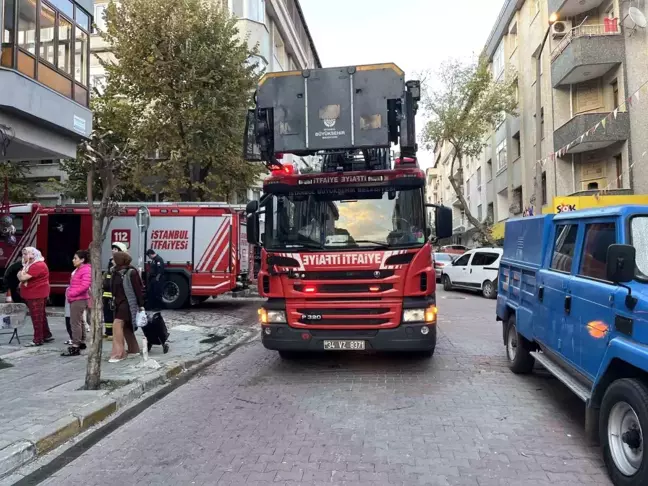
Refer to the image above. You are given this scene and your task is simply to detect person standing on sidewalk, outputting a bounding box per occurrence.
[17,247,53,347]
[109,251,143,363]
[145,249,165,311]
[62,250,91,357]
[103,242,128,339]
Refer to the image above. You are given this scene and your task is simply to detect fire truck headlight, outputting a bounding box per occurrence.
[403,309,425,322]
[266,310,287,324]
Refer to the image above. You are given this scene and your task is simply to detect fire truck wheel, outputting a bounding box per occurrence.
[162,274,189,309]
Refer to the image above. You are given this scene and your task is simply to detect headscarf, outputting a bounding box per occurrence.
[113,251,132,268]
[22,247,45,271]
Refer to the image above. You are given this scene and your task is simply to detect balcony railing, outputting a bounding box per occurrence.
[551,23,621,62]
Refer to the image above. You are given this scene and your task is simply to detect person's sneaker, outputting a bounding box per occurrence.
[108,357,125,363]
[24,341,43,347]
[64,339,73,345]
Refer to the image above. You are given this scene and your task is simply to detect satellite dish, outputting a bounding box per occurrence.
[625,7,647,33]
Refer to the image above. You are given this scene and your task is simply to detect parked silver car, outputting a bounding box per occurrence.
[433,252,455,282]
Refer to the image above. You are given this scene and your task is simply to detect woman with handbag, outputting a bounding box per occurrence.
[109,251,143,363]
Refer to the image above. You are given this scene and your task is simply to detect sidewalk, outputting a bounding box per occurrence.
[0,305,257,479]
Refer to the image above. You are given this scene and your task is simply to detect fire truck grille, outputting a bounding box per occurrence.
[295,283,393,293]
[299,318,390,326]
[296,308,389,316]
[302,270,395,280]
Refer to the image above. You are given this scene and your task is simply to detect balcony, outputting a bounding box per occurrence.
[453,216,466,234]
[550,0,608,17]
[554,111,629,154]
[551,23,624,88]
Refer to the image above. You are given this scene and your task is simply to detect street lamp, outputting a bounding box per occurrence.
[533,12,558,215]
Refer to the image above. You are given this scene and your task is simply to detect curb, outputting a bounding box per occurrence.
[0,329,256,480]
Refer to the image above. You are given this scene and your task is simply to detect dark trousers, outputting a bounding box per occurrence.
[147,278,163,311]
[103,296,113,336]
[26,298,51,344]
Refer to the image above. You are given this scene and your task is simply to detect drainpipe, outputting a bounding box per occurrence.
[571,153,576,194]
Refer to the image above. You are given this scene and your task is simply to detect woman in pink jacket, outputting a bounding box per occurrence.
[62,250,92,357]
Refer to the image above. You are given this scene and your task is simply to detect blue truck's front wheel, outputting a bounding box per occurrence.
[600,378,648,485]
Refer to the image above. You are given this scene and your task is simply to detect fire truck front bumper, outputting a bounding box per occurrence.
[260,323,436,353]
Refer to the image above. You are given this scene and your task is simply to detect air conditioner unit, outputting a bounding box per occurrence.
[552,20,572,37]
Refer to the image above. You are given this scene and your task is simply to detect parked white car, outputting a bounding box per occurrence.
[441,247,503,299]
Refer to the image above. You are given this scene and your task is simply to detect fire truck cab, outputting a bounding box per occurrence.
[243,63,452,358]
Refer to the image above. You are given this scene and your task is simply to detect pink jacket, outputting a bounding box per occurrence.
[67,264,92,302]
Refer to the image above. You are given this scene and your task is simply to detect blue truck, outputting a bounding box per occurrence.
[497,206,648,485]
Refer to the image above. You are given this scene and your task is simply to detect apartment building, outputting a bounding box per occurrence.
[0,0,93,204]
[450,0,648,245]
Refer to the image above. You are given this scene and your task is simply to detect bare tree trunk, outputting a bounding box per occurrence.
[85,168,104,390]
[448,149,496,247]
[85,218,105,390]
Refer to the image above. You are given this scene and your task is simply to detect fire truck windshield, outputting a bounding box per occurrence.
[265,187,426,250]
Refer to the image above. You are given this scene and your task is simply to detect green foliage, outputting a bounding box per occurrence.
[98,0,263,201]
[0,162,35,203]
[422,57,517,157]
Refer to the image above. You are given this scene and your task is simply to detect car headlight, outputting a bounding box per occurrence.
[403,309,425,322]
[266,310,286,323]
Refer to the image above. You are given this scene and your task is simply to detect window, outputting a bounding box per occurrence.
[94,4,107,32]
[58,16,72,74]
[631,217,648,277]
[492,41,504,81]
[496,140,507,171]
[454,253,471,266]
[579,223,616,280]
[512,131,521,159]
[486,159,493,180]
[47,0,73,19]
[550,224,579,273]
[12,216,24,234]
[615,155,623,188]
[247,0,265,23]
[18,0,37,55]
[471,252,500,266]
[74,27,88,85]
[40,4,56,64]
[477,167,482,189]
[75,7,89,31]
[541,171,547,205]
[612,79,619,108]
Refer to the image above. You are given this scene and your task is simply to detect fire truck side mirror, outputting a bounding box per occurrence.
[429,205,452,240]
[246,200,260,245]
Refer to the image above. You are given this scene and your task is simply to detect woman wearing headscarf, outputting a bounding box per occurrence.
[17,247,53,346]
[62,250,92,357]
[109,251,143,362]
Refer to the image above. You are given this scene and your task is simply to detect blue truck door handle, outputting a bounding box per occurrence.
[538,286,544,302]
[564,295,572,315]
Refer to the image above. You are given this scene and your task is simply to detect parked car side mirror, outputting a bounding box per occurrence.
[606,244,636,283]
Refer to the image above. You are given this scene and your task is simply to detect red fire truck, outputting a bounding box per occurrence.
[243,63,452,358]
[0,202,250,308]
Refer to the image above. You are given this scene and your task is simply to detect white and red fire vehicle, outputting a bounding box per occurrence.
[0,202,251,308]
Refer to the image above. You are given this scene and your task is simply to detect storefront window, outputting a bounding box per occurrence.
[18,0,37,55]
[40,4,56,64]
[74,28,87,85]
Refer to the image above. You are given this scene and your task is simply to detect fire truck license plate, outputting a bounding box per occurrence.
[323,340,365,351]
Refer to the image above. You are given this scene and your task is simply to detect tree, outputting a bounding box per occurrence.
[79,87,139,390]
[100,0,263,202]
[0,162,36,203]
[422,58,517,246]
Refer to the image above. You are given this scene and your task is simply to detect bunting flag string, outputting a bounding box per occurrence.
[595,150,648,199]
[533,78,648,170]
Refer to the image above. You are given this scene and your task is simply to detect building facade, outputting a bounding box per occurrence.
[448,0,648,246]
[0,0,93,204]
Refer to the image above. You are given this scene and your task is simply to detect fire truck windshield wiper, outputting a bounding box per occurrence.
[283,238,325,250]
[353,240,390,248]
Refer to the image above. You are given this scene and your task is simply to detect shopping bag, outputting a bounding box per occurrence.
[136,310,148,329]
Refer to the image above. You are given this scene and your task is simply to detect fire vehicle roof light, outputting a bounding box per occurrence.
[271,163,295,176]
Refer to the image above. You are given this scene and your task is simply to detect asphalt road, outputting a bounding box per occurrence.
[35,289,611,485]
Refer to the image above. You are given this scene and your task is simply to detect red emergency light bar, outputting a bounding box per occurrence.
[271,163,295,176]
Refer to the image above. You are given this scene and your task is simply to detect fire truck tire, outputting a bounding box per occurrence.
[163,274,189,309]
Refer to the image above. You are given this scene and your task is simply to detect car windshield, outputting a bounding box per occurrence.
[434,253,454,262]
[631,216,648,276]
[264,188,426,250]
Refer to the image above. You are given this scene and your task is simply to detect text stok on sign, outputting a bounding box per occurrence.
[301,253,383,266]
[150,230,189,250]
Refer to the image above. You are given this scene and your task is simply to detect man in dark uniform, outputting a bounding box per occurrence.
[146,249,165,311]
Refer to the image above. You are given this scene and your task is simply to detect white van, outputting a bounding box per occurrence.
[440,247,503,299]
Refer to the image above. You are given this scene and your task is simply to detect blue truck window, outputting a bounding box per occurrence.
[579,223,616,280]
[550,224,578,273]
[631,216,648,277]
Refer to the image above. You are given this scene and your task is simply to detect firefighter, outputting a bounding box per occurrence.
[145,249,165,311]
[103,242,128,338]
